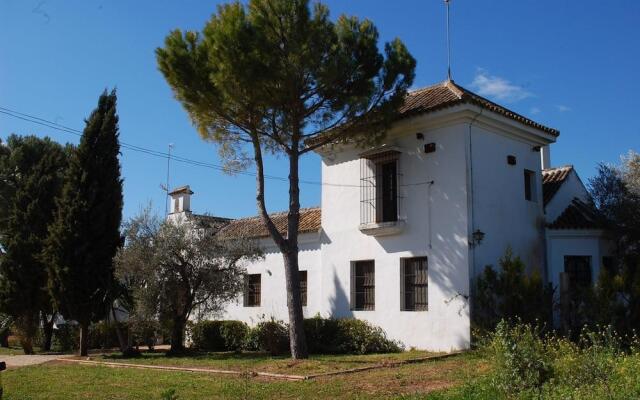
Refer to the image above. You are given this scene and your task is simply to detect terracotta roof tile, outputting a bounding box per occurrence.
[542,165,573,207]
[548,198,600,230]
[399,80,559,136]
[218,207,321,239]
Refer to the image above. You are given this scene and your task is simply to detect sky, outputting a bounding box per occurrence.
[1,0,639,220]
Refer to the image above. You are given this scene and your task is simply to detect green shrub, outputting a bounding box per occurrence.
[191,320,249,352]
[191,321,225,351]
[487,320,552,397]
[334,319,402,354]
[474,247,554,333]
[220,321,248,352]
[247,319,289,356]
[303,315,402,355]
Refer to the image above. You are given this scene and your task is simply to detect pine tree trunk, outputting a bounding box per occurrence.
[283,249,308,359]
[41,314,55,352]
[79,322,89,357]
[283,147,308,359]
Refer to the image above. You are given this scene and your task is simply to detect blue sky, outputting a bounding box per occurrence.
[1,0,638,220]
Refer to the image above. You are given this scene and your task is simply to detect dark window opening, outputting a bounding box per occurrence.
[564,256,592,290]
[524,169,535,201]
[402,257,428,311]
[299,270,307,307]
[244,274,261,307]
[360,151,401,225]
[352,260,375,311]
[378,161,398,223]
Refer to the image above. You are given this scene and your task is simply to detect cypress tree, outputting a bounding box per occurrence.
[45,90,123,356]
[0,135,68,354]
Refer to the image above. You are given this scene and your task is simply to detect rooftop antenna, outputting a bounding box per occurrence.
[445,0,452,81]
[163,143,174,216]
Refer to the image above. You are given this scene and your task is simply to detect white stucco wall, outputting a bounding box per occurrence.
[318,118,472,352]
[469,123,547,276]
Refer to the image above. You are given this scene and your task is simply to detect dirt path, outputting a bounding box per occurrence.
[1,354,74,369]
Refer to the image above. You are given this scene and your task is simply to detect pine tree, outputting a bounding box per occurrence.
[157,0,415,359]
[0,135,68,354]
[45,90,123,356]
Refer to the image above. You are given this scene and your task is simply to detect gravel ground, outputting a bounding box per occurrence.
[0,354,73,369]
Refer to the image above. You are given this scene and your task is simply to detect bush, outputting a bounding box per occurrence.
[304,315,402,355]
[220,321,249,352]
[247,319,289,356]
[52,324,79,352]
[191,320,249,352]
[487,320,552,397]
[474,247,554,333]
[191,321,225,351]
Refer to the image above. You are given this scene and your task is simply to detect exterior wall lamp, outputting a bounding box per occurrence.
[472,229,485,246]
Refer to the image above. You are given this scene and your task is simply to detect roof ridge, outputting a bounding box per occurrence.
[228,206,321,222]
[543,164,574,173]
[407,80,450,95]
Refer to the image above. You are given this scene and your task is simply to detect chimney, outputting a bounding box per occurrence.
[169,185,193,214]
[541,145,551,170]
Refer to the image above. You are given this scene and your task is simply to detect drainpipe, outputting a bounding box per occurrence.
[465,109,483,322]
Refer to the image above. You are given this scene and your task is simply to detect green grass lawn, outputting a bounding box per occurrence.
[88,349,441,376]
[1,352,487,400]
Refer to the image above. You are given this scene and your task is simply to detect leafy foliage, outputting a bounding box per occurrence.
[588,158,640,335]
[191,320,248,352]
[0,135,69,353]
[44,90,123,356]
[116,209,261,354]
[474,247,554,332]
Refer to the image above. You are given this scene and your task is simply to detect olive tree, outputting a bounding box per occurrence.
[116,210,262,354]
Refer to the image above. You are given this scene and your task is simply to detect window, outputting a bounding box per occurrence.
[378,161,398,223]
[299,270,307,307]
[352,260,375,310]
[244,274,261,307]
[564,256,592,289]
[401,257,428,311]
[524,169,536,201]
[360,151,400,225]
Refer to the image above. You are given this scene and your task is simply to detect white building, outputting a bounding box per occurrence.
[171,80,609,352]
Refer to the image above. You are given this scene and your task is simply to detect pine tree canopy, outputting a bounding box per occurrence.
[156,0,416,162]
[45,89,123,326]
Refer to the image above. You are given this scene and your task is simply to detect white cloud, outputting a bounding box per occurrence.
[530,107,541,115]
[556,105,571,112]
[470,69,532,103]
